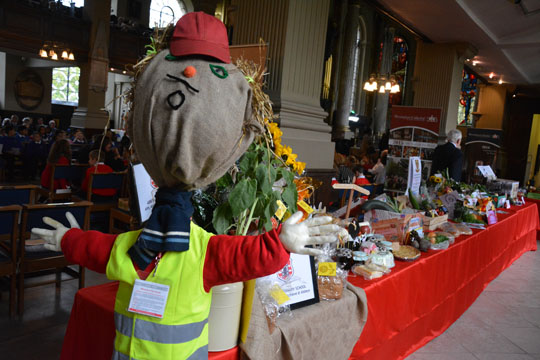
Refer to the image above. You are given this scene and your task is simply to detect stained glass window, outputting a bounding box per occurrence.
[149,0,187,28]
[389,37,408,105]
[457,69,477,126]
[52,67,80,106]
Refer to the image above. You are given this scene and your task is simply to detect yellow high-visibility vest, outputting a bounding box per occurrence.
[106,222,213,360]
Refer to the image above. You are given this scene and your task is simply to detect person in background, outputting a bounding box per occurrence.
[17,125,30,143]
[71,129,87,144]
[48,120,58,140]
[22,117,32,129]
[77,135,125,171]
[2,118,10,127]
[24,132,48,179]
[41,139,71,191]
[10,114,19,126]
[36,117,44,129]
[353,166,370,186]
[0,125,23,180]
[81,149,117,199]
[369,152,387,195]
[38,126,47,143]
[431,129,463,182]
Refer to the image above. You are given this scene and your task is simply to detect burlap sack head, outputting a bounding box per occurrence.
[130,50,262,190]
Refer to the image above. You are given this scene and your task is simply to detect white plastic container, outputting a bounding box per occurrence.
[208,282,244,351]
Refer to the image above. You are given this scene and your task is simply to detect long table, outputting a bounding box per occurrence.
[60,203,539,360]
[348,202,538,359]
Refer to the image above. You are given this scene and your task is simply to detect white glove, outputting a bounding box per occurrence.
[279,212,341,256]
[31,212,80,252]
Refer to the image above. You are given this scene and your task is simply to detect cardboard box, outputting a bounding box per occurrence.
[365,210,423,243]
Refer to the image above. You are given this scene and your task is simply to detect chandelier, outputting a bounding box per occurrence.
[363,73,400,93]
[39,41,75,61]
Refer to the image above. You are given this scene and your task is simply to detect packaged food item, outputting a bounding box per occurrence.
[370,250,395,268]
[434,231,455,245]
[352,263,390,280]
[430,240,449,250]
[438,222,461,237]
[255,279,291,334]
[317,261,346,300]
[454,223,473,235]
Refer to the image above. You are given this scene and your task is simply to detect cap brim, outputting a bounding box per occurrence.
[169,38,231,64]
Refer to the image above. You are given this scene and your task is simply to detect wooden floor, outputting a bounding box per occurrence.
[0,271,109,360]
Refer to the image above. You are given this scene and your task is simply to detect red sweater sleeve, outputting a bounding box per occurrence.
[202,226,290,292]
[61,228,117,273]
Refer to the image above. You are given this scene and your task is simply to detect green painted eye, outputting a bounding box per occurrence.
[209,64,228,79]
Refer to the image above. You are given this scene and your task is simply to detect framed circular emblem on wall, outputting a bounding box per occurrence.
[14,69,44,110]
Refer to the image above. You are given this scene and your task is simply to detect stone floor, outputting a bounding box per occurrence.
[0,242,538,359]
[406,240,540,360]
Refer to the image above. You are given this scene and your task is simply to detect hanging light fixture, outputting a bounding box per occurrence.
[39,48,48,58]
[51,51,58,60]
[61,50,69,59]
[68,52,75,61]
[363,73,401,94]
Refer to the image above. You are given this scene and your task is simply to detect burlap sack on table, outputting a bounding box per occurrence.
[240,283,368,360]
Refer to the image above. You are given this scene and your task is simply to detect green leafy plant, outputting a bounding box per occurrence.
[210,142,298,236]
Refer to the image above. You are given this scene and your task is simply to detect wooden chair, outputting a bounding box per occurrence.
[0,185,38,206]
[38,164,88,202]
[85,171,127,212]
[18,201,92,315]
[0,205,21,316]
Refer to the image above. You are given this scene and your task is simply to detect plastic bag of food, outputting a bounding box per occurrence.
[454,222,473,235]
[255,279,291,334]
[351,262,390,280]
[317,247,346,300]
[438,222,461,237]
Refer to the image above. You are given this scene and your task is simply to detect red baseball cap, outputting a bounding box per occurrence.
[169,12,231,64]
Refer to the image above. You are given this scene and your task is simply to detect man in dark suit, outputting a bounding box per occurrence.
[431,129,463,181]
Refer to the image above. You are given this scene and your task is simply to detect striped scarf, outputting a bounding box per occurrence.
[128,188,193,269]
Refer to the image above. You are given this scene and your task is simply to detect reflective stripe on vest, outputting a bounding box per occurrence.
[187,345,209,360]
[112,350,138,360]
[114,311,208,344]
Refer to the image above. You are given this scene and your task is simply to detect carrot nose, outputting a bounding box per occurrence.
[183,66,196,78]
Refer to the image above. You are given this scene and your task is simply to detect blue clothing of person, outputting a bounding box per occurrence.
[25,140,48,159]
[0,135,23,153]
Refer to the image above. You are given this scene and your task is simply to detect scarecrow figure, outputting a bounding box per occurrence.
[32,12,339,360]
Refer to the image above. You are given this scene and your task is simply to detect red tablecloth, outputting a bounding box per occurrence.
[61,204,538,360]
[60,281,239,360]
[348,203,539,359]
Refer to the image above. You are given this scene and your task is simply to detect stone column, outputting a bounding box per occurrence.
[333,2,360,140]
[232,0,334,169]
[412,42,476,137]
[373,26,394,134]
[71,0,111,130]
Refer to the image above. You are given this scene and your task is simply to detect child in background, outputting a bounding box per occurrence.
[41,139,71,190]
[81,149,117,198]
[24,132,48,179]
[353,166,370,186]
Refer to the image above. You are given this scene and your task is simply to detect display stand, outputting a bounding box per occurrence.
[332,183,370,218]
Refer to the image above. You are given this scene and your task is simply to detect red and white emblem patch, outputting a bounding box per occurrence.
[277,259,293,282]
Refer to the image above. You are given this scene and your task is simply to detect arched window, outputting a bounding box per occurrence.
[52,67,80,106]
[149,0,187,28]
[457,68,477,126]
[389,36,408,105]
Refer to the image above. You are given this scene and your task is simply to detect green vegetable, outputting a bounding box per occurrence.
[409,189,420,210]
[435,234,448,244]
[361,200,397,212]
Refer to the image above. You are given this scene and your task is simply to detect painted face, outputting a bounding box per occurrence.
[130,51,261,189]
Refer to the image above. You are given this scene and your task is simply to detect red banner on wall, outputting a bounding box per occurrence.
[390,106,442,134]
